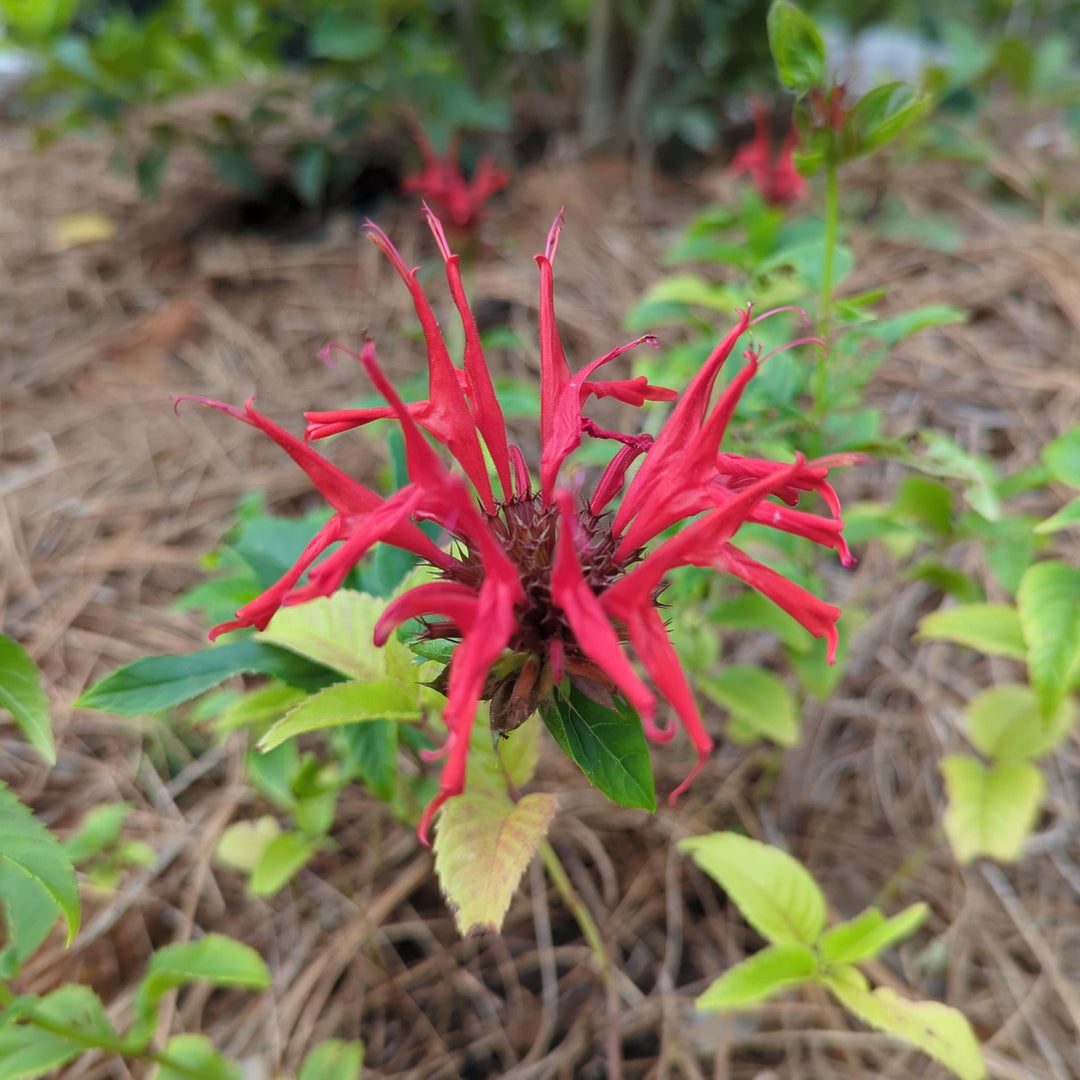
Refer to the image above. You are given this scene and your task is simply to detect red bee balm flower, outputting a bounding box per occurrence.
[731,101,807,207]
[403,130,509,232]
[183,209,856,845]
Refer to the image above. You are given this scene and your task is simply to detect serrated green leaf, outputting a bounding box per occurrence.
[297,1039,364,1080]
[940,756,1044,863]
[915,604,1027,660]
[249,833,318,897]
[823,965,985,1080]
[1017,561,1080,718]
[434,791,558,935]
[153,1035,239,1080]
[767,0,827,93]
[965,683,1075,761]
[0,634,54,765]
[76,640,337,716]
[699,666,799,747]
[215,816,281,875]
[696,943,817,1010]
[0,986,114,1080]
[258,680,422,752]
[257,591,413,684]
[136,934,270,1021]
[679,832,826,947]
[819,903,927,966]
[540,688,655,811]
[0,862,60,978]
[0,782,79,945]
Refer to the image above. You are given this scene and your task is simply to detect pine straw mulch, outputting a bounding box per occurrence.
[2,115,1080,1080]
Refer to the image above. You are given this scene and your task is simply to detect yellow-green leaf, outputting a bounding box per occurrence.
[258,591,413,684]
[434,791,559,935]
[940,755,1044,863]
[215,816,281,875]
[818,903,927,966]
[679,832,826,947]
[965,683,1075,761]
[824,965,985,1080]
[1017,561,1080,718]
[696,943,817,1010]
[916,604,1026,661]
[258,680,422,752]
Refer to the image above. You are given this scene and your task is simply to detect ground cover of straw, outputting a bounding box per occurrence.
[2,107,1080,1080]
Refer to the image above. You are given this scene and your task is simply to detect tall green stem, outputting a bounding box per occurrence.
[812,158,839,422]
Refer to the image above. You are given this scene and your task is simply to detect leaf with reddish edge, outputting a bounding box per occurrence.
[363,222,494,509]
[423,205,514,500]
[434,790,558,935]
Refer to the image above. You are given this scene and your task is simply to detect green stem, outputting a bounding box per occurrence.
[0,984,224,1080]
[539,839,610,979]
[812,157,840,423]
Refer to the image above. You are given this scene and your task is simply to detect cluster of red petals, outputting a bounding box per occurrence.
[182,207,857,845]
[730,101,807,207]
[402,129,509,231]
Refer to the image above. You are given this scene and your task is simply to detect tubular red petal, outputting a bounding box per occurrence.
[208,516,344,639]
[373,581,480,645]
[365,222,494,508]
[423,205,513,499]
[590,443,646,515]
[550,490,657,727]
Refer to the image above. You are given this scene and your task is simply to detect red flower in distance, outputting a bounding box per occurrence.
[731,101,807,207]
[181,208,856,845]
[402,130,508,231]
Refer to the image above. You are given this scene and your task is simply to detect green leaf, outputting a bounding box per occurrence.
[767,0,827,93]
[823,965,985,1080]
[696,943,817,1010]
[249,833,319,897]
[940,756,1044,864]
[540,687,655,811]
[818,903,928,966]
[965,683,1075,761]
[916,433,1001,521]
[76,640,337,716]
[153,1035,239,1080]
[215,816,281,875]
[0,986,114,1080]
[679,832,826,947]
[310,11,387,60]
[0,782,79,945]
[258,680,422,752]
[869,304,968,346]
[915,604,1027,661]
[891,476,953,535]
[1017,561,1080,718]
[62,803,132,865]
[0,634,54,765]
[434,791,559,935]
[711,590,813,653]
[136,934,271,1022]
[293,144,330,206]
[699,666,798,747]
[1042,426,1080,487]
[216,683,307,733]
[341,719,399,802]
[258,591,413,685]
[297,1039,365,1080]
[852,82,926,155]
[0,862,60,978]
[1035,495,1080,535]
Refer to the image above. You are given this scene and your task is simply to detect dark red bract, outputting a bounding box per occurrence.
[183,208,856,844]
[731,101,807,207]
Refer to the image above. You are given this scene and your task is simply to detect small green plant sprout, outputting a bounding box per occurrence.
[61,804,156,891]
[918,559,1080,863]
[679,832,985,1080]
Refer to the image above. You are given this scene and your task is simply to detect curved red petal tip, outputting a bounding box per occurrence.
[172,394,244,420]
[544,208,565,262]
[667,746,711,805]
[422,202,454,261]
[750,305,811,329]
[641,714,678,744]
[825,628,840,665]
